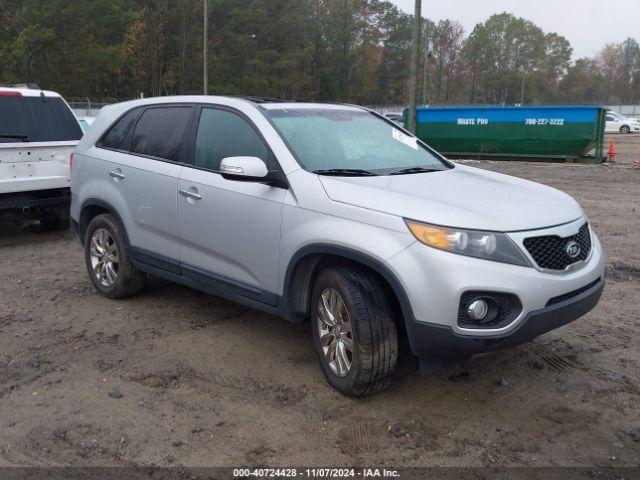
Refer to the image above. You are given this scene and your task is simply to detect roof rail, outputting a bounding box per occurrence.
[238,96,293,104]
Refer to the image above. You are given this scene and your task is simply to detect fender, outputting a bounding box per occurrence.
[281,244,416,325]
[78,198,126,244]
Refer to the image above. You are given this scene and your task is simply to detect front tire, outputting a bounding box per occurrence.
[84,214,146,299]
[311,266,398,396]
[620,125,631,134]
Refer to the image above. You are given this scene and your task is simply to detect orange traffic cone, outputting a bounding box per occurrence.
[608,141,616,161]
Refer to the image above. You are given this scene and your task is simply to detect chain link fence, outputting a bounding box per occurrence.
[67,98,133,118]
[369,105,640,116]
[66,98,640,120]
[365,105,406,114]
[607,105,640,117]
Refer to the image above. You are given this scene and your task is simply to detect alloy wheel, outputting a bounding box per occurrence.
[317,288,354,377]
[89,228,120,287]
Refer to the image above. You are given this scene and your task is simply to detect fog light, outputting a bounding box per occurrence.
[467,299,489,320]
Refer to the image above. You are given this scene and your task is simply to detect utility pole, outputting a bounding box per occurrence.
[422,48,428,105]
[407,0,422,134]
[203,0,208,95]
[422,40,432,105]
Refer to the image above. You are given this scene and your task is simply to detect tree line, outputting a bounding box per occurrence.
[1,0,638,105]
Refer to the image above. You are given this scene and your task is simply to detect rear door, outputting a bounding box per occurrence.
[177,106,286,305]
[99,104,193,270]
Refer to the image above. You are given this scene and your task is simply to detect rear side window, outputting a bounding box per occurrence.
[0,95,82,143]
[195,108,269,171]
[100,108,142,150]
[130,106,192,162]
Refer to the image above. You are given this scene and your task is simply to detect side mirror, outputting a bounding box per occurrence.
[220,156,268,180]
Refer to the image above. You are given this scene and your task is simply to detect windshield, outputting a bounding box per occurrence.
[0,95,83,143]
[266,108,449,175]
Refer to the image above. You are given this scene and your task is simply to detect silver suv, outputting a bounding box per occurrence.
[71,97,605,396]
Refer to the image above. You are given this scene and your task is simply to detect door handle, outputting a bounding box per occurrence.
[179,188,203,200]
[107,169,126,180]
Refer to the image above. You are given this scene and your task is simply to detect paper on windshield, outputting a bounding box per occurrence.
[392,128,418,150]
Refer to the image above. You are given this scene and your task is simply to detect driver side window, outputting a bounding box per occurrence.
[195,108,269,172]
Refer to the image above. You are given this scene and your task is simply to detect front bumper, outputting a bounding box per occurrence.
[404,278,603,357]
[385,217,605,357]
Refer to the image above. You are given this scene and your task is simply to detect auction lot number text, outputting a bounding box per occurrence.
[233,468,400,478]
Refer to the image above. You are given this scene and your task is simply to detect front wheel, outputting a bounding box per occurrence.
[311,266,398,396]
[620,125,631,134]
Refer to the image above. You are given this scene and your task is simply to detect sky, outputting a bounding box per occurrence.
[389,0,640,59]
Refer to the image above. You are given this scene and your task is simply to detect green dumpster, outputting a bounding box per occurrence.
[407,105,607,162]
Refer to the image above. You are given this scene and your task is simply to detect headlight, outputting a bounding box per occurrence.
[405,219,531,267]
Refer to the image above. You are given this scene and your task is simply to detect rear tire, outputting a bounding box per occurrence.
[84,213,146,299]
[620,125,631,134]
[311,266,398,396]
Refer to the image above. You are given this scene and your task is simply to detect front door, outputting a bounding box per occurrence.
[178,107,286,306]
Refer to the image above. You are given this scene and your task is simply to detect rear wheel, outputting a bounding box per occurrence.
[311,266,397,396]
[84,214,146,299]
[620,125,631,134]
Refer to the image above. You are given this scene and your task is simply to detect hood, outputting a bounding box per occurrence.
[319,164,583,232]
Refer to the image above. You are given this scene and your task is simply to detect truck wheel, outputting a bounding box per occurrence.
[311,266,398,396]
[620,125,631,134]
[38,210,69,231]
[84,213,146,299]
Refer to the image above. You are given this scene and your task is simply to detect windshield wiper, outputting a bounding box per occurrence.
[0,134,29,141]
[313,168,378,177]
[389,166,442,175]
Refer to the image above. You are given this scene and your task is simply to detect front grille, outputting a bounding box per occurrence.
[458,291,522,329]
[523,223,591,271]
[546,278,601,306]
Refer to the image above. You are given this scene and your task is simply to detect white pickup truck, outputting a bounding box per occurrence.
[0,86,83,229]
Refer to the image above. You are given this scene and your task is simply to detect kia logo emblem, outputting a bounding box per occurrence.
[565,241,581,258]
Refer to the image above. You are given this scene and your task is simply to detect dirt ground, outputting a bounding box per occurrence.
[0,134,639,468]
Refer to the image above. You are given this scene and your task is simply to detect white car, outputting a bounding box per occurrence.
[0,86,83,228]
[384,112,404,126]
[605,111,640,134]
[77,116,96,133]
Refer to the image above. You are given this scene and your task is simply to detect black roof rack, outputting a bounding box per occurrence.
[238,96,293,104]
